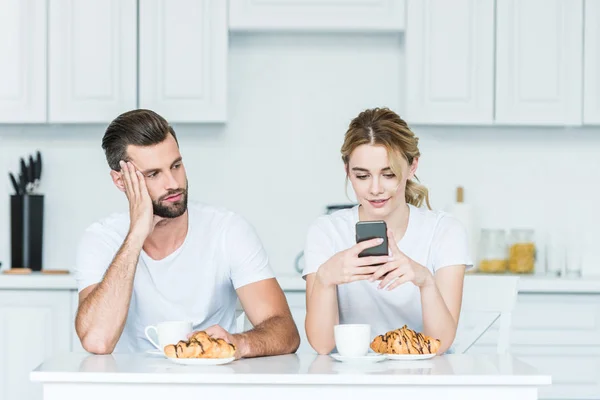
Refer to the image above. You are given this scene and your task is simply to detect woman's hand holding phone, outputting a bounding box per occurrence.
[316,239,394,287]
[369,230,434,290]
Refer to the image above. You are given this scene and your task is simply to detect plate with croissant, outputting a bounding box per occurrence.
[163,331,236,365]
[370,325,440,361]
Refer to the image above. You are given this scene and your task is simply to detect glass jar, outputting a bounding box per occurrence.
[508,229,536,274]
[478,229,508,273]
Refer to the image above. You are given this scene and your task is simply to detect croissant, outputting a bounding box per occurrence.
[370,325,441,355]
[163,331,236,359]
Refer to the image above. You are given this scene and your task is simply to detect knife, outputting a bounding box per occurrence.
[28,155,35,193]
[8,172,20,195]
[19,158,30,194]
[35,150,42,191]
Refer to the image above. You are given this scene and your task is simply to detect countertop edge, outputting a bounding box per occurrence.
[29,371,552,386]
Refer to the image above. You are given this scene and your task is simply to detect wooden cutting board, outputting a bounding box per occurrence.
[2,269,70,275]
[41,270,70,275]
[2,268,32,274]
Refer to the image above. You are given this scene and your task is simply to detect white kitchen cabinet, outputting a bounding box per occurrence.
[139,0,227,122]
[495,0,583,126]
[0,0,46,123]
[0,290,72,400]
[584,0,600,124]
[405,0,494,125]
[465,293,600,399]
[229,0,406,32]
[48,0,137,123]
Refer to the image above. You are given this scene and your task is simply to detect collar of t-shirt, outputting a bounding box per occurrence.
[140,209,194,268]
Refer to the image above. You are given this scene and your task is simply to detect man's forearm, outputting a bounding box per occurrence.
[75,233,144,354]
[233,315,300,358]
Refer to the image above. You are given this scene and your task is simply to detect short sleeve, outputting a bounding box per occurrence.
[225,214,275,290]
[431,215,474,273]
[74,225,120,293]
[302,218,336,279]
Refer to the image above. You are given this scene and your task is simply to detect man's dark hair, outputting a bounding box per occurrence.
[102,109,178,171]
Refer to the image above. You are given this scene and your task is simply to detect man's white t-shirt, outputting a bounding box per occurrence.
[74,202,275,353]
[302,204,473,343]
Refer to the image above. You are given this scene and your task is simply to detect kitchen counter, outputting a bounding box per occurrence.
[0,271,77,290]
[31,352,550,399]
[3,270,600,294]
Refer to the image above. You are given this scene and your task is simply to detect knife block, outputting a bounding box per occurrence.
[10,194,44,271]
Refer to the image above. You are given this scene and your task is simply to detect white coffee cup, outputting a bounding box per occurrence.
[144,320,193,352]
[334,324,371,357]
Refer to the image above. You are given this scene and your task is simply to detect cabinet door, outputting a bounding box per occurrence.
[0,0,46,122]
[405,0,494,124]
[139,0,227,122]
[584,0,600,124]
[466,293,600,399]
[229,0,406,32]
[48,0,137,123]
[495,0,583,125]
[0,290,72,400]
[285,292,315,354]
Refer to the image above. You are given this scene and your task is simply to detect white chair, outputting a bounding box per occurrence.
[454,275,520,354]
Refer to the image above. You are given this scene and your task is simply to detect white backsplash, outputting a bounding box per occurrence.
[1,33,599,276]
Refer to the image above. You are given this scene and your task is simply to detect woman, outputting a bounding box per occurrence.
[302,107,472,355]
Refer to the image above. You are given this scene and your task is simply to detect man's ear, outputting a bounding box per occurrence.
[110,169,125,193]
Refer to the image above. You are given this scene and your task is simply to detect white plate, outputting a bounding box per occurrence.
[385,353,436,361]
[330,353,386,363]
[146,349,165,357]
[166,356,235,366]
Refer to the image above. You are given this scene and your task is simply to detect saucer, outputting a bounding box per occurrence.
[330,353,386,363]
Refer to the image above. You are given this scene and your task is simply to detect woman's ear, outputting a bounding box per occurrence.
[110,169,126,193]
[409,157,419,179]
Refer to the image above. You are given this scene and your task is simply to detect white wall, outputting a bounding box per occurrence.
[1,33,599,276]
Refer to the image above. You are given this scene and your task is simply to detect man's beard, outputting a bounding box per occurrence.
[152,182,188,218]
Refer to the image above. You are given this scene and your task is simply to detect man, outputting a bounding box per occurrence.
[74,109,300,357]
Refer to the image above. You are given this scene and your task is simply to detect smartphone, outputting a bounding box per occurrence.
[355,220,389,258]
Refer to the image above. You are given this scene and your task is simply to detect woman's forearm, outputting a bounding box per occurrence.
[420,281,458,354]
[304,273,340,354]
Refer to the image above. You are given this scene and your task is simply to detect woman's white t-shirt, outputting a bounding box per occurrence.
[302,204,473,339]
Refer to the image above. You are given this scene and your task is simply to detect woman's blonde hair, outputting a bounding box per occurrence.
[341,107,431,209]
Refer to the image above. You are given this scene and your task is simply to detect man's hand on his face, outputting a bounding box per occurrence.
[120,160,156,241]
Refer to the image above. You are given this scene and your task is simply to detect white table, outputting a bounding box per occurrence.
[31,353,551,400]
